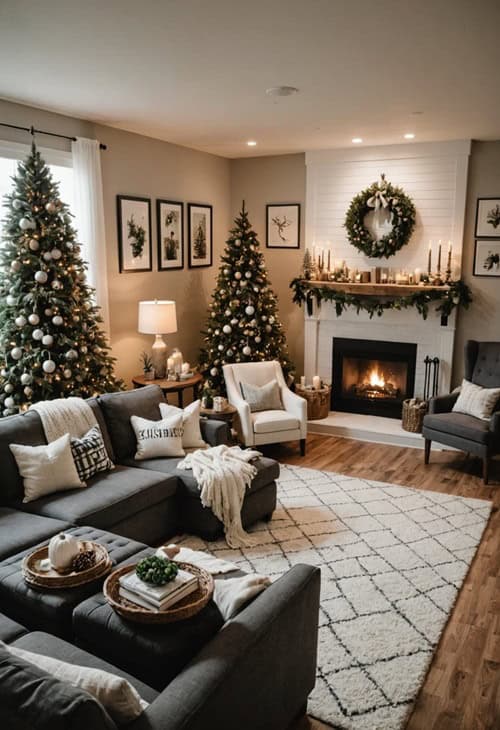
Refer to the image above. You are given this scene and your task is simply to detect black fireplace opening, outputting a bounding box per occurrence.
[332,338,417,419]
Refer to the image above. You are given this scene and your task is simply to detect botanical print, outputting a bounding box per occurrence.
[473,239,500,277]
[266,204,300,248]
[188,204,212,268]
[117,196,152,272]
[157,200,183,270]
[475,198,500,238]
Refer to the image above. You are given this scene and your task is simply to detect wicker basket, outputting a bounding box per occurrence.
[22,542,111,590]
[103,562,214,624]
[296,385,331,420]
[402,398,428,433]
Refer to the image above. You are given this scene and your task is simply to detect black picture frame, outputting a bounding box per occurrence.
[473,239,500,277]
[117,195,152,273]
[474,197,500,238]
[188,203,213,268]
[266,203,301,249]
[156,199,184,271]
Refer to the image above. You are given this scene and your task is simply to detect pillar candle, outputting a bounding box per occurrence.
[300,375,306,388]
[312,375,321,390]
[181,362,190,374]
[167,357,174,372]
[414,268,422,284]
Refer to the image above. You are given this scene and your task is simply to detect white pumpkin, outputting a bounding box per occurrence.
[48,533,80,571]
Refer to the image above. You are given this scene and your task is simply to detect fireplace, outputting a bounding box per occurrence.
[332,338,417,418]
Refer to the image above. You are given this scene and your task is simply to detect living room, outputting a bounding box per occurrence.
[0,2,499,729]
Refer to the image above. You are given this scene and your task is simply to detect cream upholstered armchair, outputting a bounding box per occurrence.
[223,361,307,455]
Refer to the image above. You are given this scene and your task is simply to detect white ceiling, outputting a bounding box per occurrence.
[1,0,499,158]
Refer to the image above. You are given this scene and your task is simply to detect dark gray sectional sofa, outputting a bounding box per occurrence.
[0,385,320,729]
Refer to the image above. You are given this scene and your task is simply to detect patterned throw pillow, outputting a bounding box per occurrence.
[70,425,114,481]
[239,379,283,413]
[452,379,500,421]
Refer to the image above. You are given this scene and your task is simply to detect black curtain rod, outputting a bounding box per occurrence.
[0,122,107,150]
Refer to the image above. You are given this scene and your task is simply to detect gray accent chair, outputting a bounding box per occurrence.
[422,340,500,484]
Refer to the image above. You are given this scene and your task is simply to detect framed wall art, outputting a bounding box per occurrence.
[188,203,212,268]
[473,239,500,277]
[117,195,152,273]
[474,197,500,238]
[266,203,300,249]
[157,199,184,271]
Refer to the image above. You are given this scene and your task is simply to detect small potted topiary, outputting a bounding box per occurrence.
[135,555,179,585]
[140,351,155,381]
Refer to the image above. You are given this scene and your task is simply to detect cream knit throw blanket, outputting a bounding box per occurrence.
[30,397,97,442]
[177,445,261,548]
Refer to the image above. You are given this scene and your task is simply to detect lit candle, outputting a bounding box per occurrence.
[414,268,422,284]
[428,241,432,275]
[437,240,442,274]
[167,357,174,373]
[300,375,306,388]
[181,362,190,374]
[312,375,321,390]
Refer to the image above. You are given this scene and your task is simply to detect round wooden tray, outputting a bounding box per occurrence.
[22,541,112,590]
[103,562,214,624]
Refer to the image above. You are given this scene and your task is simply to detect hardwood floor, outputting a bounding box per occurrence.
[263,434,500,730]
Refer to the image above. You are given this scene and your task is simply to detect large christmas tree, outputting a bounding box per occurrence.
[0,143,121,417]
[199,203,293,394]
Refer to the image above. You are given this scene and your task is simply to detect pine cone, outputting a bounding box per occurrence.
[72,549,97,572]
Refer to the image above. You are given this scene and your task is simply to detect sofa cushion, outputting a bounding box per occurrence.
[0,508,71,561]
[0,526,147,638]
[0,612,27,644]
[98,386,165,461]
[87,398,115,462]
[73,547,224,691]
[0,642,116,730]
[122,455,280,499]
[251,410,300,434]
[0,410,46,505]
[423,412,491,444]
[19,465,177,529]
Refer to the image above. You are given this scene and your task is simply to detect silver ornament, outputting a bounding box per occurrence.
[4,396,15,409]
[222,325,232,334]
[11,347,22,360]
[210,367,218,376]
[42,334,54,346]
[45,202,57,213]
[45,308,53,316]
[32,329,44,341]
[4,384,14,394]
[245,271,252,279]
[34,271,48,284]
[51,248,62,260]
[12,199,23,210]
[15,315,27,328]
[28,313,39,325]
[19,218,35,230]
[245,305,255,316]
[28,238,39,251]
[43,252,52,262]
[66,349,78,360]
[243,345,251,356]
[11,260,21,272]
[52,315,63,326]
[42,359,56,374]
[20,373,31,385]
[63,369,72,379]
[5,295,16,306]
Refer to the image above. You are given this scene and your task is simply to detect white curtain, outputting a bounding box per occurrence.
[71,137,110,336]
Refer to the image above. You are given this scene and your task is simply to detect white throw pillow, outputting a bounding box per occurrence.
[10,433,86,503]
[6,643,147,724]
[240,379,283,413]
[131,413,185,460]
[452,379,500,421]
[159,400,206,449]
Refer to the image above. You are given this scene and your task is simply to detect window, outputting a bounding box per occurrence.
[0,141,73,242]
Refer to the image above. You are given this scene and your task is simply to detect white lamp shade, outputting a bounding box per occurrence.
[138,300,177,335]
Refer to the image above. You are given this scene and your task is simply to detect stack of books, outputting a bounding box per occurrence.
[119,568,198,612]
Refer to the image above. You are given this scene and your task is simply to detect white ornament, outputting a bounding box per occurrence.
[4,384,13,394]
[52,315,63,326]
[45,308,53,316]
[63,369,72,379]
[223,268,230,276]
[66,242,73,250]
[255,336,262,343]
[45,202,57,213]
[34,270,48,284]
[11,260,21,272]
[32,329,44,341]
[261,315,267,321]
[245,305,255,316]
[210,367,218,377]
[20,373,31,385]
[42,334,54,346]
[243,345,252,356]
[230,318,238,326]
[265,324,272,332]
[234,272,242,280]
[12,199,23,210]
[218,345,224,351]
[5,295,16,306]
[42,359,56,374]
[19,218,35,230]
[66,349,78,360]
[24,386,32,397]
[28,238,39,251]
[222,325,232,334]
[0,369,6,377]
[51,248,62,260]
[28,313,39,325]
[15,314,27,328]
[11,347,22,360]
[245,271,252,279]
[225,309,231,316]
[43,252,52,262]
[269,316,275,324]
[4,397,15,409]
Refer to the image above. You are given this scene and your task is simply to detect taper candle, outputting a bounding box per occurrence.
[327,249,331,271]
[428,241,432,275]
[437,240,442,274]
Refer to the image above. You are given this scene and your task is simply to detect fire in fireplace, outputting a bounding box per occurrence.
[332,338,417,418]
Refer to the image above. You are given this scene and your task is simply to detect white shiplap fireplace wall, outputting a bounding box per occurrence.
[304,141,471,399]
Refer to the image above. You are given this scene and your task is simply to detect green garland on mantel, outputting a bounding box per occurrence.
[290,278,473,321]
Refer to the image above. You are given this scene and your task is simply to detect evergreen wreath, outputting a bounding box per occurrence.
[344,174,416,258]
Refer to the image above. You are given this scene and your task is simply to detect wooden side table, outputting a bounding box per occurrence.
[132,373,203,407]
[200,405,238,443]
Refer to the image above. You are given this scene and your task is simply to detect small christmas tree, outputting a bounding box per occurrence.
[199,202,293,394]
[0,143,122,416]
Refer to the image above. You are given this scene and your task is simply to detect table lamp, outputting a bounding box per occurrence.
[138,300,177,378]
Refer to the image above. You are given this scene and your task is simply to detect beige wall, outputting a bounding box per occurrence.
[229,154,306,375]
[453,140,500,385]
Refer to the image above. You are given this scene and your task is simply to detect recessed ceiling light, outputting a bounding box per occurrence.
[352,137,363,144]
[266,86,299,97]
[404,133,415,140]
[247,140,257,147]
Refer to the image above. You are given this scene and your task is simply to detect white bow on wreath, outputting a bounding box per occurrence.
[367,174,390,211]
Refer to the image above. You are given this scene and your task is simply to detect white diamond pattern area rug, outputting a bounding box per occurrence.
[179,465,492,730]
